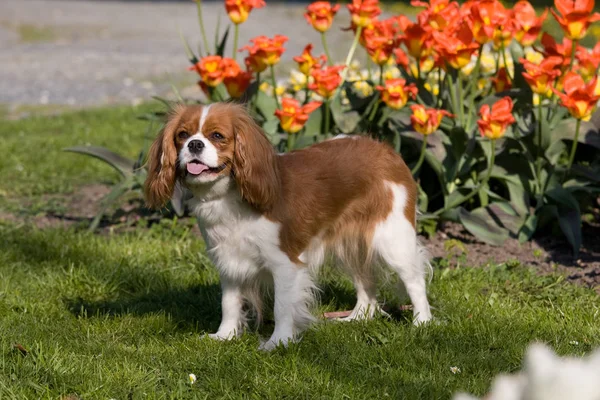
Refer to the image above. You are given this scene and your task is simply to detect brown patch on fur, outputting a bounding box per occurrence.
[267,137,416,263]
[144,104,203,208]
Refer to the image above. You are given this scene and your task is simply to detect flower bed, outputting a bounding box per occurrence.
[70,0,600,255]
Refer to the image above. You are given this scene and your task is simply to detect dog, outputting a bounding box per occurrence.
[144,102,432,350]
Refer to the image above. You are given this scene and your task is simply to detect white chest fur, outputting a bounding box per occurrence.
[187,177,281,283]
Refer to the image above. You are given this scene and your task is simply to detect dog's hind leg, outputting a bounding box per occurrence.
[372,183,432,325]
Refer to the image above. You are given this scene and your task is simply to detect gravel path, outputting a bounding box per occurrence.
[0,0,357,108]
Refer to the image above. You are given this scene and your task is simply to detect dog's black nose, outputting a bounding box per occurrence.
[187,140,205,153]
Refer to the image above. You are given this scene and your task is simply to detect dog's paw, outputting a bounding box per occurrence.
[258,335,293,351]
[206,331,237,341]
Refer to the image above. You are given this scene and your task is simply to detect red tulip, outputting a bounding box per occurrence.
[521,56,563,95]
[478,97,516,139]
[225,0,265,25]
[551,0,600,40]
[275,98,322,133]
[492,68,512,93]
[552,71,600,121]
[189,55,225,87]
[376,78,418,110]
[304,1,341,33]
[410,104,453,136]
[241,35,288,69]
[309,65,345,99]
[293,44,326,76]
[513,1,548,47]
[576,42,600,81]
[433,22,479,69]
[347,0,381,28]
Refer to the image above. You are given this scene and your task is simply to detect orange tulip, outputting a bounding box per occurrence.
[309,65,345,99]
[224,71,253,98]
[492,68,512,93]
[467,0,509,45]
[293,44,326,76]
[412,0,461,32]
[477,97,516,139]
[551,0,600,40]
[347,0,381,28]
[513,1,548,47]
[304,1,341,33]
[394,47,410,69]
[241,35,288,69]
[189,55,225,87]
[376,78,418,110]
[521,56,562,96]
[410,104,453,136]
[225,0,265,25]
[541,33,575,67]
[433,22,479,69]
[552,72,600,121]
[275,98,322,133]
[402,22,433,59]
[576,42,600,81]
[362,19,399,65]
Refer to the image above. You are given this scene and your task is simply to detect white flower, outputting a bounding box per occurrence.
[450,366,461,374]
[188,373,197,385]
[570,340,580,346]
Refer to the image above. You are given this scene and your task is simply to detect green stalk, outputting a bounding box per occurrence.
[367,100,380,123]
[321,32,333,66]
[379,64,384,86]
[287,133,296,152]
[536,102,544,195]
[465,48,483,132]
[324,99,331,137]
[436,67,443,108]
[411,135,428,175]
[434,139,496,216]
[195,0,210,55]
[568,39,578,72]
[232,24,239,60]
[270,65,280,109]
[339,26,363,85]
[457,74,465,127]
[251,72,261,114]
[500,42,513,82]
[565,118,582,179]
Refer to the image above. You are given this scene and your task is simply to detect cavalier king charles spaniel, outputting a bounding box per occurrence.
[144,102,432,350]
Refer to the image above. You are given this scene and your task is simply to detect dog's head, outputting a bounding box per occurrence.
[144,102,279,211]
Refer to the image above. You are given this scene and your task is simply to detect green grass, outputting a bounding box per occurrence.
[1,222,599,399]
[0,104,159,199]
[1,104,599,399]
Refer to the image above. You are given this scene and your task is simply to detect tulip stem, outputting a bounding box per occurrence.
[321,32,333,66]
[566,118,581,180]
[324,99,331,137]
[270,65,280,109]
[568,39,578,72]
[252,72,261,114]
[500,43,513,82]
[287,133,296,152]
[232,24,239,61]
[379,64,384,86]
[536,103,543,194]
[368,99,380,123]
[340,26,363,86]
[434,139,496,216]
[411,135,428,176]
[195,0,210,55]
[458,75,465,127]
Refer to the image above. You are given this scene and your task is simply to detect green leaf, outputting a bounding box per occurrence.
[547,205,582,257]
[64,146,135,178]
[304,106,323,137]
[545,186,580,213]
[256,91,277,121]
[216,25,230,57]
[330,95,361,134]
[518,213,538,243]
[550,119,600,150]
[89,177,135,231]
[458,207,509,246]
[262,119,279,135]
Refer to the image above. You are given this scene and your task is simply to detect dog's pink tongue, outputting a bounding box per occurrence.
[187,162,208,175]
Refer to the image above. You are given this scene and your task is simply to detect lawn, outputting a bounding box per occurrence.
[1,106,599,399]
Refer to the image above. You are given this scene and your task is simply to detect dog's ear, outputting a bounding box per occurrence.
[144,105,184,209]
[232,106,280,211]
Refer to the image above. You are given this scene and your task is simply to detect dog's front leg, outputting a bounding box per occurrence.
[260,260,316,351]
[209,277,245,340]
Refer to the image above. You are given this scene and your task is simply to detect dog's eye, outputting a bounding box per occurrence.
[211,132,224,140]
[178,131,189,140]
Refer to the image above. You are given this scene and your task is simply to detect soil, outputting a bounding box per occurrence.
[2,184,599,292]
